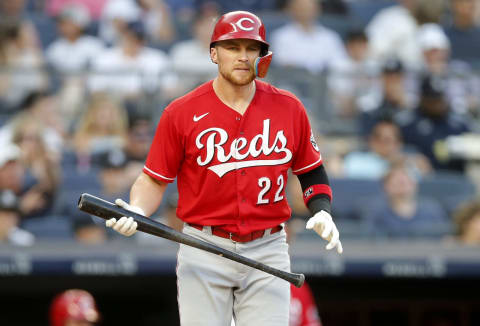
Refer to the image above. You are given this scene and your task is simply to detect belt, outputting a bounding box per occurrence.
[188,224,282,243]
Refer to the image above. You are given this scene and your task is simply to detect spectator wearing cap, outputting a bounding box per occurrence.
[270,0,348,73]
[359,58,415,135]
[417,23,480,116]
[72,212,107,245]
[444,0,480,66]
[397,74,470,172]
[94,148,132,201]
[88,20,178,99]
[46,3,104,74]
[366,0,446,70]
[0,189,34,246]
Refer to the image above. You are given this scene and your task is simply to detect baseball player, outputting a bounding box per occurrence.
[49,289,100,326]
[106,10,342,326]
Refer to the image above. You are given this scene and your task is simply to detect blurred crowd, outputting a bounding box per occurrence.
[0,0,479,246]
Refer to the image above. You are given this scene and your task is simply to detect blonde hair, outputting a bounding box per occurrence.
[454,199,480,236]
[73,92,128,153]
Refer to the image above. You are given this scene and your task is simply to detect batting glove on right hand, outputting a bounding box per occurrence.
[306,210,343,254]
[105,199,144,237]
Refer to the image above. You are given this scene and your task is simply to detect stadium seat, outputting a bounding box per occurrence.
[22,215,73,240]
[347,0,396,27]
[330,178,385,220]
[418,172,477,214]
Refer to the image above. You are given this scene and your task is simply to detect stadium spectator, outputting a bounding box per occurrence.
[169,9,219,91]
[366,0,421,69]
[417,23,480,116]
[99,0,176,47]
[72,93,128,158]
[136,0,176,47]
[12,114,60,208]
[72,213,107,245]
[364,161,451,239]
[0,143,23,192]
[444,0,480,66]
[0,19,48,113]
[270,0,347,72]
[98,0,141,45]
[49,289,100,326]
[0,189,34,246]
[396,74,470,172]
[46,3,104,74]
[343,119,431,179]
[453,198,480,245]
[124,114,152,163]
[328,29,380,119]
[359,59,415,134]
[88,20,177,99]
[94,147,132,201]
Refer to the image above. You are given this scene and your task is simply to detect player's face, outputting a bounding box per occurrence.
[211,39,261,86]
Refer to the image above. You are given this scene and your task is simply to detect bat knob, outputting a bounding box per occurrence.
[294,273,305,288]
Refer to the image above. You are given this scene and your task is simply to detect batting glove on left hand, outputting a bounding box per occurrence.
[306,210,343,254]
[105,199,144,237]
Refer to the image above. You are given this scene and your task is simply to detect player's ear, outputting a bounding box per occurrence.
[210,47,218,64]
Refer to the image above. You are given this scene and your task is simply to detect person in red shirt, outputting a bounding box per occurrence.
[106,10,342,326]
[290,282,323,326]
[49,289,100,326]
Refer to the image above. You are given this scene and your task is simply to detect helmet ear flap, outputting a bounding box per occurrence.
[254,51,273,78]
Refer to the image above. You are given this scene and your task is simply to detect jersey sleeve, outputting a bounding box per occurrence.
[291,105,323,175]
[143,108,183,183]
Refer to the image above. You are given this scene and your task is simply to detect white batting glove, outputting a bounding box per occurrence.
[306,210,343,254]
[105,199,144,237]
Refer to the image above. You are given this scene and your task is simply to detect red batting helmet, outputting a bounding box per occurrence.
[210,11,273,78]
[50,289,100,326]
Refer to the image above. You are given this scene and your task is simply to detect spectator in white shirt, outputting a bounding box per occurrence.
[169,9,219,91]
[416,23,480,116]
[89,20,176,98]
[366,0,421,70]
[328,30,380,118]
[46,3,104,74]
[0,189,34,246]
[270,0,347,73]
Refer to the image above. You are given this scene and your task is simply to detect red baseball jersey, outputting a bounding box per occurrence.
[290,283,322,326]
[143,79,323,235]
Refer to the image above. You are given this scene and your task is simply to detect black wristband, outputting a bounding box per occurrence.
[307,194,331,215]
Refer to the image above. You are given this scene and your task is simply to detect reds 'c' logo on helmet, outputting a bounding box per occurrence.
[210,11,273,78]
[50,289,100,326]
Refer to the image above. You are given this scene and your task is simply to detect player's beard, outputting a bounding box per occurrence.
[219,65,256,86]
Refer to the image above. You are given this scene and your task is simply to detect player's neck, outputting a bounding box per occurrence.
[213,77,256,115]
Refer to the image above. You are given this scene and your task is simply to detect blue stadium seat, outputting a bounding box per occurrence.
[347,0,396,27]
[60,166,102,191]
[418,172,477,214]
[22,215,73,240]
[330,178,385,220]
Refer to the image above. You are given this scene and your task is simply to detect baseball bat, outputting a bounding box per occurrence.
[78,193,305,287]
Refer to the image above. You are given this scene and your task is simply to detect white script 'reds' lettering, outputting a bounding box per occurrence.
[195,119,292,177]
[229,18,255,33]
